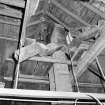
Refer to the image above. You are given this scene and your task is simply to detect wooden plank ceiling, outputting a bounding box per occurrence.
[26,0,105,38]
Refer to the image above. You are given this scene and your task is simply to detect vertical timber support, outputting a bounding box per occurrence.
[52,50,72,91]
[13,0,31,89]
[48,23,72,105]
[13,0,39,89]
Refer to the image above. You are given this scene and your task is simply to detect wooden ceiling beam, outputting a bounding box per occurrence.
[52,0,90,27]
[7,56,77,66]
[29,56,76,65]
[71,22,105,82]
[47,12,70,30]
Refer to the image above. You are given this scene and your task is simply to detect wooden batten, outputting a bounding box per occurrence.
[52,0,90,27]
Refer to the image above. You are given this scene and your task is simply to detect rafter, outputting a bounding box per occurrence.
[52,0,90,27]
[47,12,70,30]
[71,22,105,82]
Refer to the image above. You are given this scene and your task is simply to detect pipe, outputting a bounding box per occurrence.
[0,88,104,103]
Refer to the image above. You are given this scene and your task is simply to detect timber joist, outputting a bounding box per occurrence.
[26,0,105,39]
[14,40,77,65]
[29,56,77,65]
[52,0,90,26]
[53,0,101,26]
[71,21,105,82]
[46,0,88,29]
[45,0,105,30]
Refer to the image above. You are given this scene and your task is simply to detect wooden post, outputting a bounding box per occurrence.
[52,50,72,91]
[49,23,72,93]
[13,0,39,89]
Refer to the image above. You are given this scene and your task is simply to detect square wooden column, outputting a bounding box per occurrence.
[49,50,72,92]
